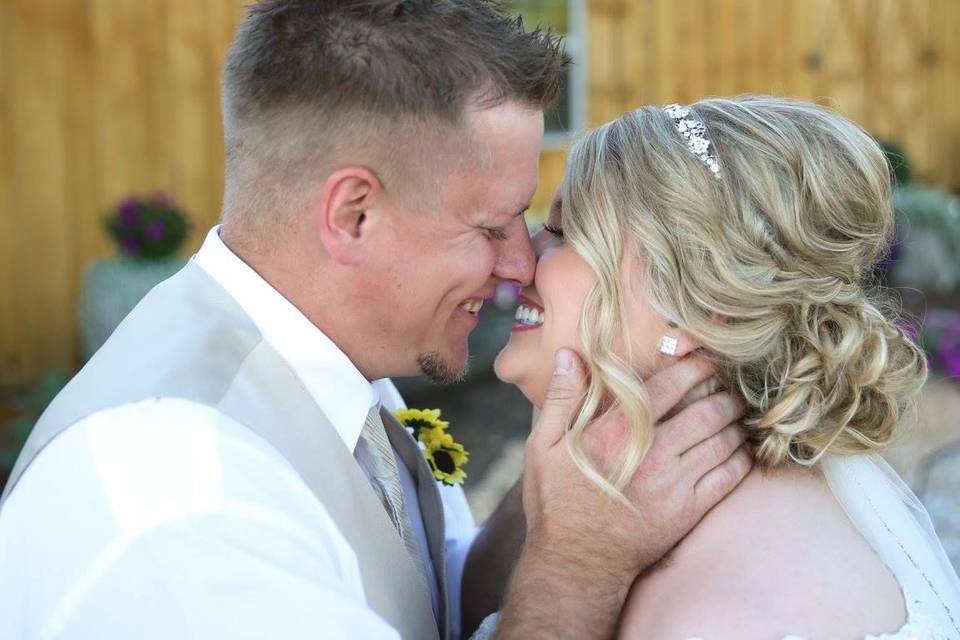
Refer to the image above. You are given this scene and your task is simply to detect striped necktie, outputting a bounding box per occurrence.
[358,406,429,588]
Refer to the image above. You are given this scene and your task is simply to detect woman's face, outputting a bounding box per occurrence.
[494,192,682,407]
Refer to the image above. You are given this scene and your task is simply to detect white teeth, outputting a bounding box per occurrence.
[514,304,544,327]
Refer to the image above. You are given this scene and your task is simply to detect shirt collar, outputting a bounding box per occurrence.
[193,225,378,452]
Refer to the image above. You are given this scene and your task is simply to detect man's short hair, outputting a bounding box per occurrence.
[221,0,568,240]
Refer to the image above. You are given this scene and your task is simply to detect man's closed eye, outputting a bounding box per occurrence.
[482,226,509,240]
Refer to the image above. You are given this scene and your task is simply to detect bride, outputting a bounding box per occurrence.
[482,97,960,638]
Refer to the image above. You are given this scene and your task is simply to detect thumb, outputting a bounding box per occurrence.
[531,348,586,447]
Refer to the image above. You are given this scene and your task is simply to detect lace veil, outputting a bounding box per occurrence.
[821,453,960,638]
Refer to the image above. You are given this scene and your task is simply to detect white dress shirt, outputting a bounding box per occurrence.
[0,226,478,639]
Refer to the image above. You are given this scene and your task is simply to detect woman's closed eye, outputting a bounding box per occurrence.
[543,223,564,239]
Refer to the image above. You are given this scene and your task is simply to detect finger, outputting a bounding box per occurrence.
[694,445,753,517]
[530,348,587,448]
[644,354,716,421]
[680,422,748,475]
[662,375,721,420]
[659,392,746,456]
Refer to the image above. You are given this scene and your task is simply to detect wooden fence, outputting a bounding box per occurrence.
[1,0,959,386]
[0,0,246,385]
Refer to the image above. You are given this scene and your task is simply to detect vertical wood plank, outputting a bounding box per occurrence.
[711,0,739,97]
[167,0,216,240]
[757,0,788,96]
[587,0,616,123]
[672,0,708,102]
[931,0,960,191]
[640,0,664,106]
[9,0,75,380]
[653,0,676,102]
[90,0,160,211]
[623,0,651,106]
[787,0,823,100]
[734,0,750,94]
[62,0,102,361]
[0,0,18,385]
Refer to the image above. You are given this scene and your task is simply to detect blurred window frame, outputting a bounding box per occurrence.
[511,0,588,150]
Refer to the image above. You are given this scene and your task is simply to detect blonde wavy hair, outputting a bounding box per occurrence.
[562,96,927,497]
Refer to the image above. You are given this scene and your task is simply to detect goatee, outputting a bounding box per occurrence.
[417,351,468,385]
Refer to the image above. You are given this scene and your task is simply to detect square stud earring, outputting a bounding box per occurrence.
[659,335,679,356]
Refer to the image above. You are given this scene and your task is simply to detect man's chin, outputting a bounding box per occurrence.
[417,350,468,385]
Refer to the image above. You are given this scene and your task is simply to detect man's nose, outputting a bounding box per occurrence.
[493,219,536,287]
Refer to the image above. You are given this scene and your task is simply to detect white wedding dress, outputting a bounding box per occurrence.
[472,454,960,640]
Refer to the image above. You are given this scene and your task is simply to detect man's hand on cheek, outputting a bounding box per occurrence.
[496,349,752,639]
[525,349,751,573]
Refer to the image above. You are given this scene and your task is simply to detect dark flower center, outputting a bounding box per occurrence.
[433,450,456,474]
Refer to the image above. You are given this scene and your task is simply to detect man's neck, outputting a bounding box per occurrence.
[221,229,384,381]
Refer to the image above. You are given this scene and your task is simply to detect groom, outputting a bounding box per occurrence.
[0,2,750,639]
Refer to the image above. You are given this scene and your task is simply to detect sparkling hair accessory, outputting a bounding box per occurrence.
[663,103,721,179]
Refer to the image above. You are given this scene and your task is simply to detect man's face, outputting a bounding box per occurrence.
[363,101,543,383]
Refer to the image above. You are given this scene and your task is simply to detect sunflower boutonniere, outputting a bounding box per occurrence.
[393,408,469,486]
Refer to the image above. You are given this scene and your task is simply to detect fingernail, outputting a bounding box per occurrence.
[555,348,574,375]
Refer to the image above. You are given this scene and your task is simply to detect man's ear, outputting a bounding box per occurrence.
[315,166,384,265]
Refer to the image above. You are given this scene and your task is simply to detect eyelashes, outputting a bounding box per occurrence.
[543,223,564,238]
[482,226,508,240]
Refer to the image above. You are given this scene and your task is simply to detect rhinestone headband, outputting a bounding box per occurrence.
[663,103,721,179]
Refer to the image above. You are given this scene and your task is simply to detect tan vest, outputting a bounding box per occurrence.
[1,262,449,640]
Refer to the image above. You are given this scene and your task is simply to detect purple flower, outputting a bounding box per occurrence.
[146,221,167,242]
[120,237,141,256]
[119,197,141,226]
[940,349,960,379]
[936,328,960,375]
[494,281,521,311]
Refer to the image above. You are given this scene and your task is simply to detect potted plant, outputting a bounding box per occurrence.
[0,372,68,492]
[78,192,190,359]
[877,139,960,297]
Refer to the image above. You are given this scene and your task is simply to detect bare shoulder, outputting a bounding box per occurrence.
[617,465,907,640]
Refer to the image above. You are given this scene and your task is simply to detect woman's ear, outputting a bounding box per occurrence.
[314,166,384,264]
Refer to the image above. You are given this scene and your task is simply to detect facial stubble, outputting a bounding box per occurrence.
[417,351,470,386]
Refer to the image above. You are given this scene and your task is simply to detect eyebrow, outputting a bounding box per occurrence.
[479,203,530,227]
